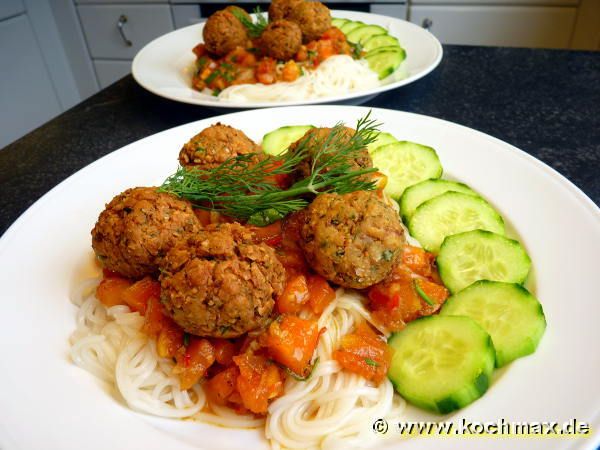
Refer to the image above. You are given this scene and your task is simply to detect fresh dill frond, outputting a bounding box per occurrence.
[230,6,268,39]
[159,112,381,226]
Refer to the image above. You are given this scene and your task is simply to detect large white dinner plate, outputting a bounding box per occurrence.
[132,10,442,108]
[1,106,599,450]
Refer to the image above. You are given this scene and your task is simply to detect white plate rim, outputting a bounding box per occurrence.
[1,105,599,450]
[131,10,443,108]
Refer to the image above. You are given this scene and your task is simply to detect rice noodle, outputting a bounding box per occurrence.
[217,55,379,102]
[70,279,406,448]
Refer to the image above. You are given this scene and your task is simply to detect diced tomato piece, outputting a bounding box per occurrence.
[249,221,283,247]
[211,339,237,366]
[194,209,212,226]
[265,315,320,376]
[96,276,132,307]
[321,27,346,42]
[307,275,336,315]
[205,366,239,405]
[192,43,208,58]
[234,353,284,414]
[295,45,308,62]
[414,278,449,305]
[156,319,184,359]
[276,274,309,314]
[333,322,392,384]
[121,277,160,314]
[256,58,277,85]
[402,245,437,279]
[102,268,122,279]
[175,337,216,390]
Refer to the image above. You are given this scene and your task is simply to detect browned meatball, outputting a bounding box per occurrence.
[289,2,331,43]
[289,126,373,179]
[257,20,302,61]
[268,0,303,22]
[202,9,248,57]
[91,187,200,279]
[224,5,251,22]
[179,123,261,169]
[300,191,405,289]
[159,223,285,338]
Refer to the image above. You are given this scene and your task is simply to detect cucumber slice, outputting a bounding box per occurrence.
[371,141,443,200]
[400,179,479,224]
[365,48,406,79]
[437,230,532,293]
[408,192,505,253]
[262,125,314,156]
[363,35,400,53]
[346,24,387,45]
[441,281,546,367]
[367,131,399,152]
[331,18,349,29]
[340,21,364,34]
[387,315,495,414]
[365,45,403,58]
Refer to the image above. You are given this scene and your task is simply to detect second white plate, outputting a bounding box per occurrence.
[132,10,443,108]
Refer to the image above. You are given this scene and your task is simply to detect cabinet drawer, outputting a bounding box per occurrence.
[410,6,577,49]
[78,4,173,59]
[0,0,24,21]
[94,60,131,88]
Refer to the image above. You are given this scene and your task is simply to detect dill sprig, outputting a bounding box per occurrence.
[231,6,268,39]
[159,112,381,226]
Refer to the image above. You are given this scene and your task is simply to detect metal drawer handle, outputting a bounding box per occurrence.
[117,14,132,47]
[422,18,433,31]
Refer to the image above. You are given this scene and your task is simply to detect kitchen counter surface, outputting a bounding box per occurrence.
[1,44,599,235]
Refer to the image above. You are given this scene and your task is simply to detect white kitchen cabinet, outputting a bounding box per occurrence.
[94,60,131,88]
[410,5,577,48]
[77,4,174,59]
[0,14,62,149]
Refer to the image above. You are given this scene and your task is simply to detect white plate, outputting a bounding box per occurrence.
[132,11,442,108]
[1,106,599,450]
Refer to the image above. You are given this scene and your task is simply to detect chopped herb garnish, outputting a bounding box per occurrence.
[364,358,379,367]
[183,333,190,347]
[205,70,219,84]
[160,112,381,225]
[307,50,317,59]
[349,42,363,60]
[382,249,394,261]
[219,325,231,335]
[230,6,268,38]
[212,89,221,97]
[285,357,320,381]
[414,280,435,306]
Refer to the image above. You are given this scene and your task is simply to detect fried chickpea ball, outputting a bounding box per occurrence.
[202,9,248,57]
[289,2,331,43]
[224,5,251,22]
[300,191,405,289]
[288,126,373,179]
[268,0,303,22]
[91,187,201,279]
[257,20,302,61]
[179,123,261,169]
[159,223,286,338]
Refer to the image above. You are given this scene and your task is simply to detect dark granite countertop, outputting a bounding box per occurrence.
[1,45,599,236]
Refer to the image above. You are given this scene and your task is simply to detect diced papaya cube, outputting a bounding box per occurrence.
[96,276,132,307]
[276,274,309,314]
[205,366,239,406]
[307,275,336,315]
[211,338,237,366]
[175,337,216,390]
[333,322,392,384]
[121,277,160,314]
[156,319,184,359]
[265,315,319,377]
[234,353,284,414]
